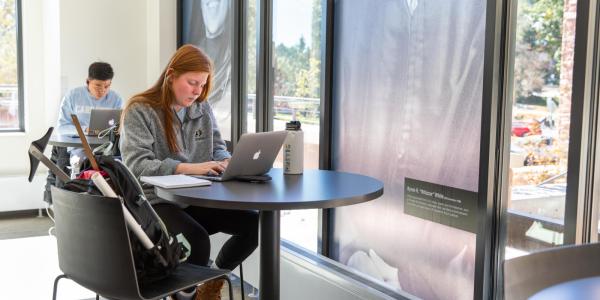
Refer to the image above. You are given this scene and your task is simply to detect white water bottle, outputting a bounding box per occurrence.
[283,121,303,174]
[69,154,81,179]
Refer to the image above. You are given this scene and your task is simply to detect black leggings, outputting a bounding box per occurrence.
[153,203,259,270]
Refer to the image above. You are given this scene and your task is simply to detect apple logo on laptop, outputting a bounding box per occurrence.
[108,119,115,126]
[253,150,261,160]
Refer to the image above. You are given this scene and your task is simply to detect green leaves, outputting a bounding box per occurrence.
[0,0,17,85]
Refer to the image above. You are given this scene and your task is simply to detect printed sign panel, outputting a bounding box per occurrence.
[331,0,486,299]
[404,178,478,233]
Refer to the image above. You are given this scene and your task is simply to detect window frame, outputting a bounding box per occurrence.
[177,0,600,298]
[0,0,24,132]
[490,0,600,298]
[176,0,243,143]
[260,0,331,254]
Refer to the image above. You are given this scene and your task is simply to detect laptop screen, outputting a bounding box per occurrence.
[88,108,122,135]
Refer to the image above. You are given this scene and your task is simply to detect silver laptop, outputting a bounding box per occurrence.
[87,108,121,136]
[194,131,288,182]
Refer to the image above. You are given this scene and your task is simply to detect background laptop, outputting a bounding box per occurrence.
[87,108,122,136]
[194,131,288,182]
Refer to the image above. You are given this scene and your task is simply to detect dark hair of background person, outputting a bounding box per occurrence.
[88,62,115,81]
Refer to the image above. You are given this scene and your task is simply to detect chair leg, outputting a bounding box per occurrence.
[223,275,234,300]
[52,274,68,300]
[239,263,245,300]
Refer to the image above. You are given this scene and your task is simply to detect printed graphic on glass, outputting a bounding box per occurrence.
[331,0,485,299]
[181,0,232,139]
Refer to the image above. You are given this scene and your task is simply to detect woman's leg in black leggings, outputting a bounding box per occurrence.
[153,203,211,267]
[184,206,259,270]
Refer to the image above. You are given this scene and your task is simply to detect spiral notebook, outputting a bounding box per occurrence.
[140,174,211,189]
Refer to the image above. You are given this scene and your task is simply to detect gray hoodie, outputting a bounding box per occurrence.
[120,99,231,203]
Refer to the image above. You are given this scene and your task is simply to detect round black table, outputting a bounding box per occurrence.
[156,168,384,300]
[530,276,600,300]
[48,134,107,148]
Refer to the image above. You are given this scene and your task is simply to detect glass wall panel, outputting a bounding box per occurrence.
[273,0,322,252]
[181,0,233,140]
[247,0,257,133]
[0,0,20,130]
[505,0,575,259]
[331,1,486,298]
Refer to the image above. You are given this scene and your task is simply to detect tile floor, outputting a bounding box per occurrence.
[0,215,256,300]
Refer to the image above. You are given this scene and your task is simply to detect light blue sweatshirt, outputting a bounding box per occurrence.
[56,86,123,134]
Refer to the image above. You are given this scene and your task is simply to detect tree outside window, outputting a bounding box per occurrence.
[0,0,21,130]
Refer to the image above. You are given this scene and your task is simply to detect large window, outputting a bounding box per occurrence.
[331,1,485,298]
[182,0,323,252]
[188,0,600,297]
[246,0,257,133]
[0,0,22,130]
[273,0,322,252]
[180,0,234,140]
[504,0,574,258]
[246,0,323,252]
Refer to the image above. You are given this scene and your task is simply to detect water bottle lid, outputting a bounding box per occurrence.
[286,120,301,130]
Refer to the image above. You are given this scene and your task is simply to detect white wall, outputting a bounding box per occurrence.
[146,0,178,85]
[0,0,177,211]
[57,0,177,126]
[0,0,58,177]
[59,0,148,101]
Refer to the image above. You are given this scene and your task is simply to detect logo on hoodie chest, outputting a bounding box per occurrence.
[194,129,203,141]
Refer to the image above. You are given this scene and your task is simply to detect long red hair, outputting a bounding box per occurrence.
[122,44,213,153]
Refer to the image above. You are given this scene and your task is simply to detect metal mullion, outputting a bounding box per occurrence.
[17,0,24,131]
[475,0,511,298]
[176,1,182,46]
[256,0,273,133]
[588,0,600,242]
[318,0,334,258]
[231,0,247,146]
[564,0,599,245]
[586,69,600,243]
[578,0,600,243]
[494,0,519,298]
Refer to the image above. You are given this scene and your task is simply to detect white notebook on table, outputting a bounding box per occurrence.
[140,174,212,189]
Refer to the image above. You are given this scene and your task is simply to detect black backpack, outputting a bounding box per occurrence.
[63,155,187,285]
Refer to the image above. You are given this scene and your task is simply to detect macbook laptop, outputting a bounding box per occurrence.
[87,108,122,136]
[193,131,288,182]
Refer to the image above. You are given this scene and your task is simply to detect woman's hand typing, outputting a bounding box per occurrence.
[175,161,226,176]
[219,158,230,169]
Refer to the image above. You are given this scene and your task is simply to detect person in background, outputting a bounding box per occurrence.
[44,62,123,204]
[120,44,258,300]
[56,61,123,134]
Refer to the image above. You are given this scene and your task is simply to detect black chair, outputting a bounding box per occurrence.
[44,146,70,204]
[50,186,233,300]
[504,242,600,299]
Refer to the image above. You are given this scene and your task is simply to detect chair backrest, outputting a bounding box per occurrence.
[504,242,600,299]
[225,140,233,153]
[51,186,141,299]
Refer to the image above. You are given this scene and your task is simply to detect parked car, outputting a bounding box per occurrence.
[512,120,542,137]
[512,121,531,137]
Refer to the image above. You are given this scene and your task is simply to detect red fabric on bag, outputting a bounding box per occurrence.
[78,170,109,180]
